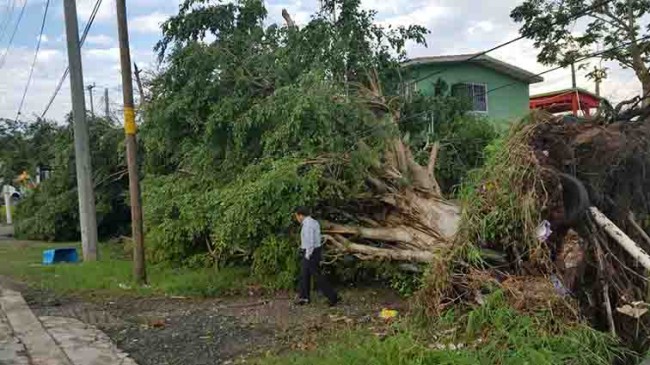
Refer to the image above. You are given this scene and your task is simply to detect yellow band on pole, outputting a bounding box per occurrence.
[124,107,136,135]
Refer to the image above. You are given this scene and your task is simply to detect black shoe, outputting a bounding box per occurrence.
[294,298,310,305]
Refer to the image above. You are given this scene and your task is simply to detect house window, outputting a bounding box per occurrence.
[452,83,488,112]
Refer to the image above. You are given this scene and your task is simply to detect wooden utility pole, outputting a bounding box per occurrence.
[86,82,96,118]
[116,0,146,284]
[63,0,99,261]
[104,88,110,119]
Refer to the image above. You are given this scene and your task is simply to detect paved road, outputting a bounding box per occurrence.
[0,285,138,365]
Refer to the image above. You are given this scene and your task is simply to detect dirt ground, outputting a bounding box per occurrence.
[0,275,405,365]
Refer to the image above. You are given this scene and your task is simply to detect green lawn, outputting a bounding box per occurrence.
[0,240,255,297]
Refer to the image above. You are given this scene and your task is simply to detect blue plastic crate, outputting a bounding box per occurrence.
[42,248,79,265]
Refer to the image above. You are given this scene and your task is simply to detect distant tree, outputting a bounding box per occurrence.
[511,0,650,103]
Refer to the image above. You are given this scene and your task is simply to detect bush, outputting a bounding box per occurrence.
[14,117,130,241]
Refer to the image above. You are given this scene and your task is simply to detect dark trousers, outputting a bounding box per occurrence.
[299,247,337,303]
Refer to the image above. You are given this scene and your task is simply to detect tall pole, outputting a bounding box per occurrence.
[86,83,96,118]
[3,189,12,225]
[116,0,146,284]
[63,0,98,261]
[571,62,577,89]
[104,88,110,119]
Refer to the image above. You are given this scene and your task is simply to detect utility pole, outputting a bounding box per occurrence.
[104,88,110,119]
[86,82,96,118]
[63,0,99,261]
[116,0,146,284]
[571,62,577,89]
[3,187,12,225]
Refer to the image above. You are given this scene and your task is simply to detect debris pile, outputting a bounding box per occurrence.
[432,108,650,351]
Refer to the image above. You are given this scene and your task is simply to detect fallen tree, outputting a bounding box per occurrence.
[142,0,491,276]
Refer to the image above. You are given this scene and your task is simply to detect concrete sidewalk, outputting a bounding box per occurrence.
[0,286,138,365]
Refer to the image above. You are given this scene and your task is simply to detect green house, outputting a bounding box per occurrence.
[402,54,544,122]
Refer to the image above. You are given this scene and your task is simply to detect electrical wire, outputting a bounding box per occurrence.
[40,0,103,118]
[15,0,50,122]
[343,33,650,146]
[408,0,616,85]
[484,34,650,96]
[0,0,17,43]
[0,0,27,69]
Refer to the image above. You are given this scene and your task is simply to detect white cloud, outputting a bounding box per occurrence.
[84,34,115,47]
[467,21,495,35]
[37,35,49,43]
[129,12,171,34]
[0,0,644,121]
[77,0,116,22]
[379,3,450,28]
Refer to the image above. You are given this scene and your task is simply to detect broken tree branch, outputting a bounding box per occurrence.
[628,211,650,248]
[589,207,650,272]
[281,9,296,27]
[595,237,617,337]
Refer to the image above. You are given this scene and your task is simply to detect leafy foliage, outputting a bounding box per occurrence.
[0,118,59,184]
[141,0,430,275]
[511,0,650,91]
[14,117,130,241]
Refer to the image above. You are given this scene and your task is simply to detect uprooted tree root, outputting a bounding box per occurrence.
[420,109,650,355]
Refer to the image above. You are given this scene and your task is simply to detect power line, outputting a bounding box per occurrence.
[408,0,616,85]
[0,0,17,42]
[0,0,27,69]
[15,0,50,122]
[40,0,103,118]
[484,34,650,96]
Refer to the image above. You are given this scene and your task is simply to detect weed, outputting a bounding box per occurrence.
[255,291,628,365]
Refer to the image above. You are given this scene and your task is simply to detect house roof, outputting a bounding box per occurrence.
[530,87,601,100]
[402,53,544,84]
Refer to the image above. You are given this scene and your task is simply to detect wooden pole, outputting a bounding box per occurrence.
[104,88,110,119]
[116,0,146,284]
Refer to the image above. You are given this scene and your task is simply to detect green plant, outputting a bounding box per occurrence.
[252,236,299,290]
[256,292,626,365]
[13,117,130,241]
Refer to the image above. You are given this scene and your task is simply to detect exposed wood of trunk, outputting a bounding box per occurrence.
[589,207,650,271]
[325,235,436,263]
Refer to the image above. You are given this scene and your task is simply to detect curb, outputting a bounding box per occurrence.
[0,288,73,365]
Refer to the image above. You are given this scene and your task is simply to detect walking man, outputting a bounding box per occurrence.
[294,206,339,306]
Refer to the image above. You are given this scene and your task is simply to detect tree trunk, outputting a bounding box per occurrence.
[321,89,461,262]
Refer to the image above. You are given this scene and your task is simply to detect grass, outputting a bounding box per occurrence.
[255,292,628,365]
[0,240,256,298]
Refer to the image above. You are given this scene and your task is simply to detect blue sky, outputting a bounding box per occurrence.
[0,0,644,121]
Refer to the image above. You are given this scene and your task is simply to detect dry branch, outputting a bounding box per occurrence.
[589,207,650,272]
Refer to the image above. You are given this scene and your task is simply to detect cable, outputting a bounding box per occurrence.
[484,34,650,96]
[408,0,616,85]
[0,0,27,69]
[15,0,50,122]
[40,0,103,118]
[0,0,17,42]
